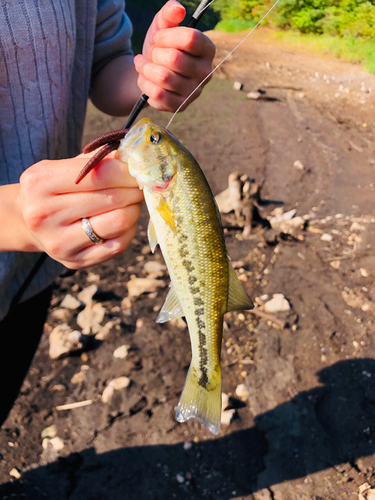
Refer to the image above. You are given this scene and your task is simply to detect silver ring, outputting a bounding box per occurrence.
[81,218,105,244]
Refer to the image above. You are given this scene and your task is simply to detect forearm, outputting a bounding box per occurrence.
[0,184,40,252]
[90,54,142,117]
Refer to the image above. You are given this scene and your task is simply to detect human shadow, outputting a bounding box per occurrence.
[1,358,374,499]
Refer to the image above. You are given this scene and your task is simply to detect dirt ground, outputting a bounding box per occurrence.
[1,30,375,500]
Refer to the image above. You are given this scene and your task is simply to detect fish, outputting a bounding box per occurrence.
[116,118,254,435]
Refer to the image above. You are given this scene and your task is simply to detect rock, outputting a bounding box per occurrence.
[113,345,130,359]
[253,489,273,500]
[50,437,64,451]
[360,267,369,277]
[77,303,106,334]
[235,383,250,400]
[71,371,85,384]
[330,260,341,269]
[51,384,66,392]
[359,483,372,500]
[50,308,70,320]
[320,233,333,241]
[41,425,57,439]
[143,261,166,278]
[60,294,81,310]
[176,473,185,483]
[293,160,304,171]
[221,408,236,426]
[264,294,291,313]
[96,319,121,340]
[350,221,365,232]
[87,272,100,282]
[215,188,233,213]
[49,324,82,359]
[270,209,297,229]
[102,377,130,403]
[127,278,166,298]
[77,285,98,306]
[247,91,261,100]
[233,81,243,91]
[222,392,229,411]
[9,468,21,479]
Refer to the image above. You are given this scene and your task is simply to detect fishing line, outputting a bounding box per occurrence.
[166,0,281,130]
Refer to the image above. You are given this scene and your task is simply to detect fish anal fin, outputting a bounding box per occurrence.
[157,199,177,233]
[226,263,254,312]
[148,219,158,253]
[156,285,184,323]
[175,364,221,435]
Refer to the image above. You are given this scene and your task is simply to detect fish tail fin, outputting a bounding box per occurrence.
[175,364,221,435]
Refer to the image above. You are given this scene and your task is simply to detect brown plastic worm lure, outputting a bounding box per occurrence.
[75,128,129,184]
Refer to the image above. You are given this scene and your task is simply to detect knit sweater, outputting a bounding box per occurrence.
[0,0,133,321]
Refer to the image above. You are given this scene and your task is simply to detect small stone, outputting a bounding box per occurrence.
[221,408,236,426]
[60,294,81,310]
[77,303,106,334]
[350,221,365,232]
[121,297,132,310]
[142,245,151,255]
[293,160,304,171]
[77,285,98,306]
[71,371,85,384]
[81,352,89,363]
[367,490,375,500]
[49,324,82,360]
[50,437,64,451]
[101,385,114,404]
[222,392,229,411]
[51,384,66,392]
[264,294,290,313]
[247,91,261,100]
[50,308,70,321]
[96,319,120,340]
[9,468,21,479]
[233,81,243,91]
[143,261,166,278]
[183,442,193,451]
[136,255,145,262]
[113,345,130,359]
[320,233,333,241]
[360,268,369,277]
[102,377,130,403]
[87,272,100,282]
[235,384,250,400]
[176,473,185,483]
[127,278,166,298]
[41,425,57,439]
[169,317,187,329]
[330,260,341,269]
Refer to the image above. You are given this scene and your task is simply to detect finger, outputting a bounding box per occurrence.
[154,0,185,31]
[153,28,215,59]
[145,47,208,80]
[68,222,139,269]
[135,57,190,96]
[49,187,144,225]
[137,74,190,112]
[28,155,138,195]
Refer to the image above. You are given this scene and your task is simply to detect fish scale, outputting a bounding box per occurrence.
[116,118,253,434]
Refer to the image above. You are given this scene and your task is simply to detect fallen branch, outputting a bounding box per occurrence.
[56,399,95,411]
[249,308,287,329]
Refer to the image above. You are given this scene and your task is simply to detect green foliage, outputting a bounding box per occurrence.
[215,17,256,32]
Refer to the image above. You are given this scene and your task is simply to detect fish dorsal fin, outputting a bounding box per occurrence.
[226,263,254,312]
[156,285,184,323]
[157,199,177,233]
[148,219,158,253]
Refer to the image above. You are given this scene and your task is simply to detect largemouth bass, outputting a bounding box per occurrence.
[116,118,253,435]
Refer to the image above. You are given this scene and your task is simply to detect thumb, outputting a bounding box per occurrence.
[155,0,186,30]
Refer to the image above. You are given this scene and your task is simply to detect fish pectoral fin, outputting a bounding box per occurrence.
[226,262,254,312]
[157,199,177,233]
[156,285,184,323]
[147,219,158,253]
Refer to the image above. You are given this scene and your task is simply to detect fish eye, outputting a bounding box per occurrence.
[149,132,161,144]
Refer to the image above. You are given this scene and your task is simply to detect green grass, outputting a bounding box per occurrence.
[214,22,375,74]
[273,31,375,73]
[215,17,256,33]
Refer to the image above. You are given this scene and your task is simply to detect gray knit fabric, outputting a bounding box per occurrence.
[0,0,133,321]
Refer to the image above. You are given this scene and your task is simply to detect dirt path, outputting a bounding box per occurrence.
[1,31,374,500]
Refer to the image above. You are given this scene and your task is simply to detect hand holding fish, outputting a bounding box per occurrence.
[134,0,216,112]
[12,153,143,268]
